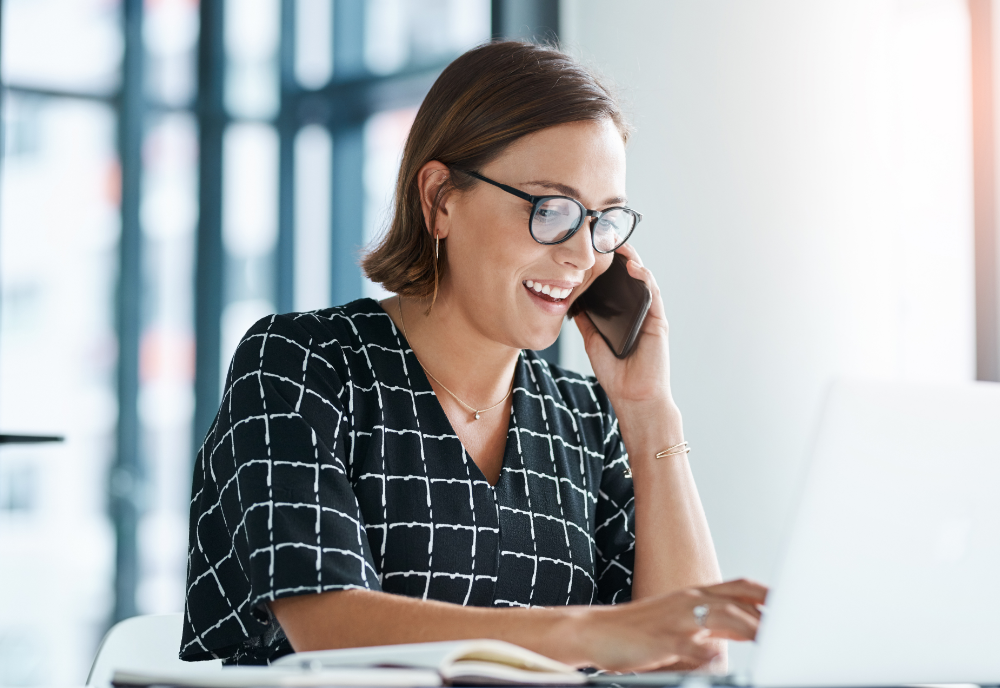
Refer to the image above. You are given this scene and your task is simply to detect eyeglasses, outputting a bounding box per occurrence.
[461,170,642,254]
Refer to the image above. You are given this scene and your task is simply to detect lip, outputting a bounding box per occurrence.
[522,280,576,314]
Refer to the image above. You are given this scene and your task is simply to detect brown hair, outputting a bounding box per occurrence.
[361,40,630,303]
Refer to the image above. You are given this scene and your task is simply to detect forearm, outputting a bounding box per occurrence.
[270,588,592,666]
[270,581,759,673]
[618,401,722,600]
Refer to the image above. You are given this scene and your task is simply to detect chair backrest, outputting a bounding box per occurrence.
[86,613,222,688]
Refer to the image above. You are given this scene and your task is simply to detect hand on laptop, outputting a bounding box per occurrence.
[580,578,768,672]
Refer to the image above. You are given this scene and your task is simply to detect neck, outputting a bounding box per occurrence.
[392,288,520,407]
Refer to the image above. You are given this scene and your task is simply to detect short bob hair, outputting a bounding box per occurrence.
[361,41,631,302]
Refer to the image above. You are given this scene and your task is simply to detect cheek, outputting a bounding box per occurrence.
[460,217,540,279]
[452,195,523,251]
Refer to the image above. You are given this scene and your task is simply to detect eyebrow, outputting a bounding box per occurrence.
[523,180,628,207]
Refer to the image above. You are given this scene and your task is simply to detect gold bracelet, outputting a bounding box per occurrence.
[655,441,690,459]
[623,442,690,478]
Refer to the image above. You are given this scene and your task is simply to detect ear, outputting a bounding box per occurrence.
[417,160,454,240]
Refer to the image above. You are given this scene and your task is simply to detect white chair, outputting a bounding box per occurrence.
[86,613,222,688]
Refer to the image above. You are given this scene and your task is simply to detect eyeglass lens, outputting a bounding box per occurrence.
[530,198,635,252]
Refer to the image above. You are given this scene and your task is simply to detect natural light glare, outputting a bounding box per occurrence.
[0,96,119,686]
[362,107,417,301]
[222,123,279,258]
[365,0,490,75]
[143,0,200,107]
[1,0,122,94]
[295,0,333,89]
[294,125,333,312]
[224,0,280,119]
[135,113,199,617]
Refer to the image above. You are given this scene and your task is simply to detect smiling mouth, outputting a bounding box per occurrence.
[523,280,573,303]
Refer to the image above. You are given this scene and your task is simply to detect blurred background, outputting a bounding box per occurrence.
[0,0,997,684]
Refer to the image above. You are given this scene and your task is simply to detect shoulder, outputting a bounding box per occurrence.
[264,298,396,348]
[230,298,397,369]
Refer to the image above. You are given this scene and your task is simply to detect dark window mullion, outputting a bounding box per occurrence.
[111,0,145,623]
[193,0,227,450]
[330,124,364,305]
[491,0,560,44]
[329,0,367,306]
[276,0,297,314]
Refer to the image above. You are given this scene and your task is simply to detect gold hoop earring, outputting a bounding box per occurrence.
[435,233,440,260]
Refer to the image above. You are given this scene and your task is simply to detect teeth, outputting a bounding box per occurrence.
[526,282,573,300]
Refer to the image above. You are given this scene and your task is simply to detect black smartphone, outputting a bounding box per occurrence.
[573,253,652,358]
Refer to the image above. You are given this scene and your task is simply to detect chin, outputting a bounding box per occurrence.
[515,321,562,353]
[500,298,564,352]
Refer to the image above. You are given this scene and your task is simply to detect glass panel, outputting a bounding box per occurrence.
[144,0,200,108]
[136,112,198,615]
[225,0,280,120]
[363,107,417,301]
[1,0,123,94]
[364,0,408,75]
[295,0,333,89]
[0,94,119,685]
[364,0,490,75]
[221,123,278,382]
[294,125,332,312]
[532,198,583,243]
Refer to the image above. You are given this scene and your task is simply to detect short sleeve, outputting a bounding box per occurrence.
[181,314,382,661]
[592,392,636,604]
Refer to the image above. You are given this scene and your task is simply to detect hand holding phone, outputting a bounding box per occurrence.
[573,253,652,358]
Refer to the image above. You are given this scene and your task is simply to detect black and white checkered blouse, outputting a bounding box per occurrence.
[181,298,636,664]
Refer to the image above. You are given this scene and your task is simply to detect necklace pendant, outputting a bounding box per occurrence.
[474,411,480,420]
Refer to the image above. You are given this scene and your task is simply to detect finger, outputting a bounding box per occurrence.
[573,311,597,342]
[701,598,762,621]
[673,636,721,668]
[625,257,649,282]
[573,312,607,358]
[612,244,666,323]
[700,578,769,605]
[621,258,668,325]
[615,242,643,267]
[735,600,762,620]
[698,601,761,641]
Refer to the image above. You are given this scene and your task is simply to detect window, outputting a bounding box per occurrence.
[1,0,123,683]
[0,2,497,684]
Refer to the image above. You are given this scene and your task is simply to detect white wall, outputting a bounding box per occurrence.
[561,0,975,596]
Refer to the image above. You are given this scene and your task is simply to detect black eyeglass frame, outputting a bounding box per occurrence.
[459,169,642,253]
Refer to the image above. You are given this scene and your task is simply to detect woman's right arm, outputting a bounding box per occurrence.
[270,578,766,672]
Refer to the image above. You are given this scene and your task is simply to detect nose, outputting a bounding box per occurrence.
[554,217,597,271]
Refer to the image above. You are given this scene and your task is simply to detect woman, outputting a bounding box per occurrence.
[182,41,765,671]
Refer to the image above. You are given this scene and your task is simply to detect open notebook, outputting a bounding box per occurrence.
[113,640,587,687]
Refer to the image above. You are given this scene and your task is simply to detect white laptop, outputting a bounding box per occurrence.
[749,378,1000,687]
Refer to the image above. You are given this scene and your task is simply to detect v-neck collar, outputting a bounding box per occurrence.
[376,298,530,489]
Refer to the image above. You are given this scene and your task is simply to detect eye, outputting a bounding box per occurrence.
[534,205,572,224]
[595,216,619,230]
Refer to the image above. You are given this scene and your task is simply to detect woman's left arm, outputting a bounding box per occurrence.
[574,243,721,601]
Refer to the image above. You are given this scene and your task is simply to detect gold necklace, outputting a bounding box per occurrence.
[397,296,513,421]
